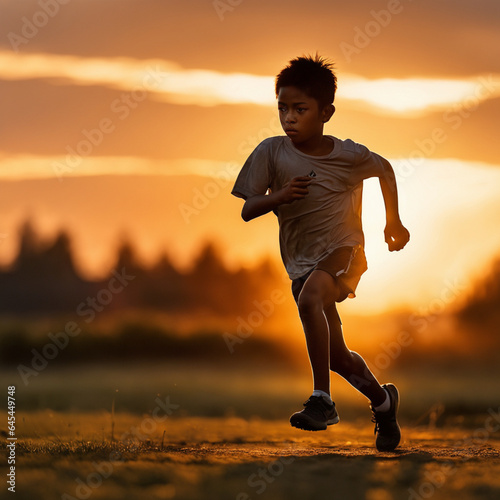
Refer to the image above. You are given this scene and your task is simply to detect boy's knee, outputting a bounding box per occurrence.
[297,273,340,317]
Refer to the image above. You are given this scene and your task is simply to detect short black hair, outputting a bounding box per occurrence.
[275,54,337,107]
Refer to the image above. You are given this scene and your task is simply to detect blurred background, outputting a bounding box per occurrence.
[0,0,499,426]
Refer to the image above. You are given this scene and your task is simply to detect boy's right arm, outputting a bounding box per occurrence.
[241,176,312,222]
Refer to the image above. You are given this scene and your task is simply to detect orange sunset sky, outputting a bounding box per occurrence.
[0,0,499,314]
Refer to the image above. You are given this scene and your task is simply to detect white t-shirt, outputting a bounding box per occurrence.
[232,135,386,280]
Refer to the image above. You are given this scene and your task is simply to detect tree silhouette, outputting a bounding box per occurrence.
[114,237,143,274]
[0,220,286,316]
[459,256,500,326]
[143,252,186,309]
[12,219,42,274]
[0,223,83,312]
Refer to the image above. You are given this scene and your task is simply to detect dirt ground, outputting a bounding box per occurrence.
[8,411,500,500]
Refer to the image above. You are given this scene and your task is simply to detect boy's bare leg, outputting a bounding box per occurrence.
[324,301,386,407]
[298,269,386,406]
[296,270,336,395]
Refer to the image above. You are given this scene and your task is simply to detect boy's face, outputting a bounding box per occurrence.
[277,86,334,147]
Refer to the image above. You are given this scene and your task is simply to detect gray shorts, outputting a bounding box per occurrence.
[291,245,368,304]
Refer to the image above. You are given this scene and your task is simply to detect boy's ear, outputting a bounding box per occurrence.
[322,104,335,123]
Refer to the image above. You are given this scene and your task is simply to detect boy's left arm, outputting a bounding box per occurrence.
[378,159,410,251]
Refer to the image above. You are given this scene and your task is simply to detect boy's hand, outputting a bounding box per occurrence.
[240,176,312,221]
[279,176,313,204]
[384,220,410,251]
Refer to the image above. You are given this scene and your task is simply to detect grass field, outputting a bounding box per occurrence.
[2,362,500,499]
[9,412,500,500]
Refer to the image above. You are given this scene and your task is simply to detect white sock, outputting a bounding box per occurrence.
[373,388,390,413]
[312,390,332,405]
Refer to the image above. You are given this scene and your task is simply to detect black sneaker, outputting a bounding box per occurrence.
[371,383,401,451]
[290,396,340,431]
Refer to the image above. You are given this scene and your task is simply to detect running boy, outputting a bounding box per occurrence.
[231,55,410,451]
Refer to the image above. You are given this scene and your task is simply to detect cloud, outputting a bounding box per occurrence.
[0,50,273,106]
[338,75,500,113]
[0,154,233,181]
[1,51,499,113]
